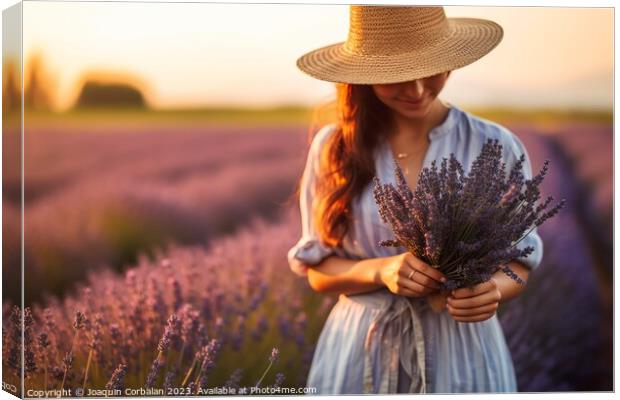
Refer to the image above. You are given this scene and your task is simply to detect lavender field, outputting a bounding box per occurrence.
[2,116,613,395]
[6,123,314,304]
[497,126,612,391]
[3,208,337,396]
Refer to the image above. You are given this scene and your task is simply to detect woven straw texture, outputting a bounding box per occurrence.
[296,6,503,84]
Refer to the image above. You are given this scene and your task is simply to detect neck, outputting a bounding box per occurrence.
[389,99,450,145]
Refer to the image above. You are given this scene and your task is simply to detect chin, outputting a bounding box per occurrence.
[394,102,433,119]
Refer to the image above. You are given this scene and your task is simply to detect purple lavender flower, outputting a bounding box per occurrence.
[145,357,164,389]
[147,277,168,330]
[179,303,200,347]
[7,306,22,375]
[61,352,74,389]
[169,277,183,313]
[105,363,128,391]
[24,308,37,377]
[231,315,246,351]
[269,347,280,364]
[278,315,292,339]
[73,310,86,331]
[213,316,225,343]
[273,372,285,388]
[255,347,281,388]
[225,368,243,389]
[90,313,106,365]
[194,339,220,389]
[163,368,177,392]
[293,314,307,349]
[251,315,269,342]
[157,313,181,353]
[373,138,565,289]
[37,332,51,349]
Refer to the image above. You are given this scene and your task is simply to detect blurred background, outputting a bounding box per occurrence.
[2,2,613,395]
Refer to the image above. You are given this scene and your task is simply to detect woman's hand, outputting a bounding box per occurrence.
[377,252,447,297]
[446,278,501,322]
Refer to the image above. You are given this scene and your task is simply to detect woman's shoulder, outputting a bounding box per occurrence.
[312,122,339,144]
[456,107,529,158]
[309,122,339,155]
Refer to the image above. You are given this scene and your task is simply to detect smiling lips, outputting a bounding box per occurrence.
[398,97,425,106]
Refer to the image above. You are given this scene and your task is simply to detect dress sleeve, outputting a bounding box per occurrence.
[287,123,341,277]
[500,128,544,271]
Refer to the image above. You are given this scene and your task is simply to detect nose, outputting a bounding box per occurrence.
[403,80,424,99]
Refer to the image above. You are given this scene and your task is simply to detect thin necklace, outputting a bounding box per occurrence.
[393,101,450,175]
[395,151,418,175]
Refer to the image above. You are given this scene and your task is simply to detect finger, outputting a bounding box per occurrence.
[448,290,501,309]
[397,276,433,297]
[404,254,447,283]
[398,276,430,295]
[394,284,423,298]
[452,312,495,323]
[447,302,498,317]
[452,280,496,299]
[400,268,441,290]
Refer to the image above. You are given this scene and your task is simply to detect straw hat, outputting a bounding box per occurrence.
[296,5,503,84]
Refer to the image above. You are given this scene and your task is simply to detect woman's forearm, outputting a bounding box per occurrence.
[307,257,530,299]
[493,260,531,302]
[306,255,386,296]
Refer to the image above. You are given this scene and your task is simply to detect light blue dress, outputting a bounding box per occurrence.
[287,102,543,394]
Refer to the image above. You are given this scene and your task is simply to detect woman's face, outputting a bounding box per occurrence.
[371,71,451,119]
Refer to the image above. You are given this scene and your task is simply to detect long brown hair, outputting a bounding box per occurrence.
[308,84,394,248]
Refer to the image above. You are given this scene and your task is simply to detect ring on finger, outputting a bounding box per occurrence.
[408,270,417,280]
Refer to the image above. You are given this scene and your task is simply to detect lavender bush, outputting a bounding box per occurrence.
[2,209,336,397]
[373,138,565,290]
[6,124,311,305]
[498,130,609,390]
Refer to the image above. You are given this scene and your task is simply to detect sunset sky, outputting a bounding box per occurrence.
[21,1,613,111]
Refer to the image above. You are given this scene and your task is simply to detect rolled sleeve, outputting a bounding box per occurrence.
[514,226,544,270]
[287,238,338,277]
[287,123,339,277]
[500,128,545,270]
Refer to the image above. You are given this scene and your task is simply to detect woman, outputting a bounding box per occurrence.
[287,6,543,394]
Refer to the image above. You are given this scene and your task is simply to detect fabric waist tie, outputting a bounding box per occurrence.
[363,295,427,393]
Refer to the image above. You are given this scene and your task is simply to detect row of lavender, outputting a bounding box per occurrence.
[509,121,612,275]
[5,124,312,305]
[2,208,337,397]
[2,191,609,396]
[498,129,609,390]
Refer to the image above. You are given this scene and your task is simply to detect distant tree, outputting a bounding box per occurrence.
[74,81,147,109]
[24,53,53,111]
[2,61,19,113]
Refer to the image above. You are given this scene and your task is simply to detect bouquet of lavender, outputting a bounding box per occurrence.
[372,138,565,311]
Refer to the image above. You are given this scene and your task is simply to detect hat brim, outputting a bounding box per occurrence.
[296,18,503,84]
